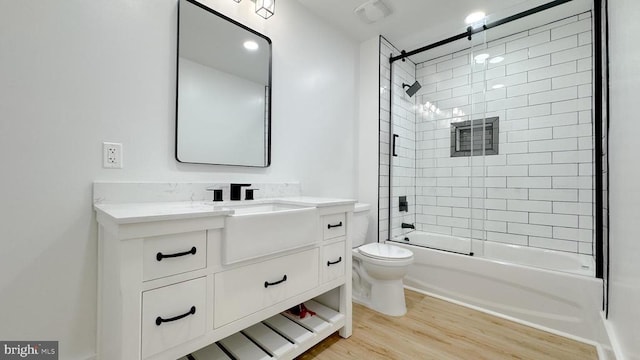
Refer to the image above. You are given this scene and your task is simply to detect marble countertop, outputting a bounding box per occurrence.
[94,197,356,224]
[94,201,233,224]
[205,197,356,208]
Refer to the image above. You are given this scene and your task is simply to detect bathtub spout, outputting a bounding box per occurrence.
[401,223,415,229]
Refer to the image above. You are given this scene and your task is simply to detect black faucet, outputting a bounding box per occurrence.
[401,223,415,229]
[230,183,251,201]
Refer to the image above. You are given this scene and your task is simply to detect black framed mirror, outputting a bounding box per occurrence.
[176,0,272,167]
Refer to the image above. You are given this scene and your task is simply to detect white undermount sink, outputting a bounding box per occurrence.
[222,202,307,215]
[221,201,320,264]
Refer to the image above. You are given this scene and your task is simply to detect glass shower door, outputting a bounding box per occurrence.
[387,30,491,255]
[388,55,417,243]
[468,26,492,257]
[473,4,598,272]
[384,0,599,276]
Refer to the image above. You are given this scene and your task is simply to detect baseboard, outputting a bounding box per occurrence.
[404,285,602,351]
[597,343,612,360]
[601,312,625,360]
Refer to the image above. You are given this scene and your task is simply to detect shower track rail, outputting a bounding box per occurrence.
[389,0,574,63]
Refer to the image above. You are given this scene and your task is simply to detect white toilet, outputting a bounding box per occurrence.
[352,203,414,316]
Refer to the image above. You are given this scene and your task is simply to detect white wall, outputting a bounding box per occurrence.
[0,1,358,359]
[607,0,640,358]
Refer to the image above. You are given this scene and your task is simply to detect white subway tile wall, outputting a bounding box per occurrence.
[392,43,418,239]
[379,38,393,242]
[410,12,595,254]
[380,38,418,241]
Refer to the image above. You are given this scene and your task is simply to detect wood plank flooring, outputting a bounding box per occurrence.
[297,289,597,360]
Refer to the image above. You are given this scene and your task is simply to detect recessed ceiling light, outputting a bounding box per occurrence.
[243,40,259,51]
[465,11,486,24]
[489,56,504,64]
[492,84,505,89]
[474,53,490,63]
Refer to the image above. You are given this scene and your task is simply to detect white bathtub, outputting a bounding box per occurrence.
[483,240,595,276]
[394,231,595,276]
[389,231,605,343]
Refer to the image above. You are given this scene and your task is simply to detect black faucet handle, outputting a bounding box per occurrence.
[205,187,223,202]
[245,188,259,201]
[230,183,252,201]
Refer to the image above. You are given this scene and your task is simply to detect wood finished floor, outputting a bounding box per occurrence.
[297,289,597,360]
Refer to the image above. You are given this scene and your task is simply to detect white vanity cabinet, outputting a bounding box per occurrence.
[95,199,353,360]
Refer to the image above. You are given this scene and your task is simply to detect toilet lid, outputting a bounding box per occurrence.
[358,243,413,260]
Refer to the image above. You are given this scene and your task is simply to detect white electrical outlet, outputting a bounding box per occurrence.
[103,142,123,169]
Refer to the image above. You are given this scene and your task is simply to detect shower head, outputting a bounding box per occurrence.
[402,81,422,97]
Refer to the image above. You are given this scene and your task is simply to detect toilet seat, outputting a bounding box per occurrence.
[358,243,413,261]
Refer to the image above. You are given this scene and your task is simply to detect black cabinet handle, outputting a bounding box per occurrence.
[264,275,287,288]
[327,257,342,266]
[327,222,343,229]
[155,306,196,326]
[393,134,399,157]
[156,247,197,261]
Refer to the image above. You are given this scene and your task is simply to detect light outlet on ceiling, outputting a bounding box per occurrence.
[354,0,391,24]
[103,142,123,169]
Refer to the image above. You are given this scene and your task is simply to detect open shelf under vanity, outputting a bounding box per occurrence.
[182,300,344,360]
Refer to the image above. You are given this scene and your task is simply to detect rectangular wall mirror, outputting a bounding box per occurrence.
[176,0,272,167]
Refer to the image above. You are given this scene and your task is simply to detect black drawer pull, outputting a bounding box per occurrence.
[155,306,196,326]
[327,257,342,266]
[156,247,197,261]
[327,222,343,229]
[264,275,287,288]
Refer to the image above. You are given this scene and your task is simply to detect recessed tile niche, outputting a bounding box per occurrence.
[451,117,499,157]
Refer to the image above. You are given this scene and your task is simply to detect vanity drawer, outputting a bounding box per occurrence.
[214,248,319,328]
[143,231,207,281]
[322,242,346,283]
[141,277,207,359]
[322,213,346,240]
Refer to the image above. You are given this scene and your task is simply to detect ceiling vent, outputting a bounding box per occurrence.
[354,0,391,24]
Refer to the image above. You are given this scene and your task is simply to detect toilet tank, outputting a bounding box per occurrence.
[352,203,370,248]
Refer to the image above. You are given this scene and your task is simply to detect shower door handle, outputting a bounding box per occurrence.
[393,134,399,157]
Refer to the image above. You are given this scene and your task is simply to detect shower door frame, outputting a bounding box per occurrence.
[385,0,608,280]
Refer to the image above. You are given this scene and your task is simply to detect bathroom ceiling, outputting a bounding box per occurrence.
[296,0,551,52]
